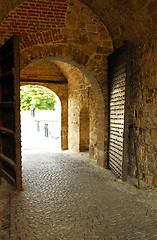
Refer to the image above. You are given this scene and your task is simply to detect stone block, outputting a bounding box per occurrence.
[148,1,157,14]
[86,24,98,33]
[151,13,157,25]
[79,34,89,45]
[151,129,157,149]
[144,130,151,145]
[145,175,154,185]
[96,46,112,54]
[66,13,77,28]
[153,174,157,186]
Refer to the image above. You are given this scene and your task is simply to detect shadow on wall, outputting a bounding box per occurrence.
[79,107,89,152]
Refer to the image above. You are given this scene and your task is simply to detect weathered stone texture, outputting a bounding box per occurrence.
[64,63,100,162]
[0,0,157,185]
[80,0,156,47]
[128,40,157,186]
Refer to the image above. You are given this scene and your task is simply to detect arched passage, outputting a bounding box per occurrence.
[0,0,156,186]
[21,55,107,166]
[20,85,62,150]
[20,60,69,151]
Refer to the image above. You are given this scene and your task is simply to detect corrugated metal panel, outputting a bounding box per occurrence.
[108,43,128,179]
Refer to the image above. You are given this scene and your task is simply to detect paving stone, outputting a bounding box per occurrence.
[0,149,157,239]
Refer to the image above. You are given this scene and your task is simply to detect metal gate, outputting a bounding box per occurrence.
[108,41,131,181]
[0,35,22,190]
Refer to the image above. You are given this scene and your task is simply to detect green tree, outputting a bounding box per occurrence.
[20,85,56,111]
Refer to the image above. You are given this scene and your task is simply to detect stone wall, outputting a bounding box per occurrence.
[67,64,99,162]
[15,0,112,167]
[79,107,89,152]
[128,40,157,186]
[0,0,156,185]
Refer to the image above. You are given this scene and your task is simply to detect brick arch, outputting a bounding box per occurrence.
[20,42,113,98]
[0,0,114,52]
[21,53,106,166]
[20,44,90,70]
[20,46,105,113]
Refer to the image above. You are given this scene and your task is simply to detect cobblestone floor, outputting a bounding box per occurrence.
[0,179,12,240]
[1,149,157,240]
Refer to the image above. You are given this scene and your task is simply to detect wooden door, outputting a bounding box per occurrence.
[0,35,22,190]
[108,41,131,181]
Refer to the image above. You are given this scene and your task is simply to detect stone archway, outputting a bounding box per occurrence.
[21,54,106,166]
[0,0,156,185]
[20,59,69,150]
[20,84,62,150]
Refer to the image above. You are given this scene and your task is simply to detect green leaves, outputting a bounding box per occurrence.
[20,85,56,111]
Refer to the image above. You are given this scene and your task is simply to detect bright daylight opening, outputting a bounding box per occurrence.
[20,85,61,151]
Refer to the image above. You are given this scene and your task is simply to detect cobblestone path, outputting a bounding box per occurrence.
[2,149,157,240]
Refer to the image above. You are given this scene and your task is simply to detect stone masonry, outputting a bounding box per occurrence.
[1,149,157,239]
[0,0,156,185]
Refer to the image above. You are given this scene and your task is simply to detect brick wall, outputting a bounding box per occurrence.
[128,40,157,186]
[0,0,68,46]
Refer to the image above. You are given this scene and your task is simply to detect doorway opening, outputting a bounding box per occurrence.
[79,107,89,156]
[20,85,61,151]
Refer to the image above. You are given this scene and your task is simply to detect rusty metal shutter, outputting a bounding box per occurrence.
[108,41,131,180]
[0,35,22,190]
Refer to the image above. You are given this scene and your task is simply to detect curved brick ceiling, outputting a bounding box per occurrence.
[0,0,68,46]
[0,0,113,52]
[0,0,156,47]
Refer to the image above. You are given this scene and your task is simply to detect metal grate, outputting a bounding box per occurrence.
[108,43,128,179]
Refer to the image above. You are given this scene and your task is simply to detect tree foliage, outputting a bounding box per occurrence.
[20,85,56,111]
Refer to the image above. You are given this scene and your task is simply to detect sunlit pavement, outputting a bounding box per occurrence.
[0,113,156,239]
[7,149,157,239]
[0,146,157,239]
[21,130,61,150]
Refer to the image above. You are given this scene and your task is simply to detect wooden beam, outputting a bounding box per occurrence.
[0,70,13,81]
[0,169,15,183]
[0,127,15,138]
[20,78,68,84]
[0,153,15,167]
[0,102,14,108]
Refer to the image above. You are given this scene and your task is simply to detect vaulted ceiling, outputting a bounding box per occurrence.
[0,0,156,48]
